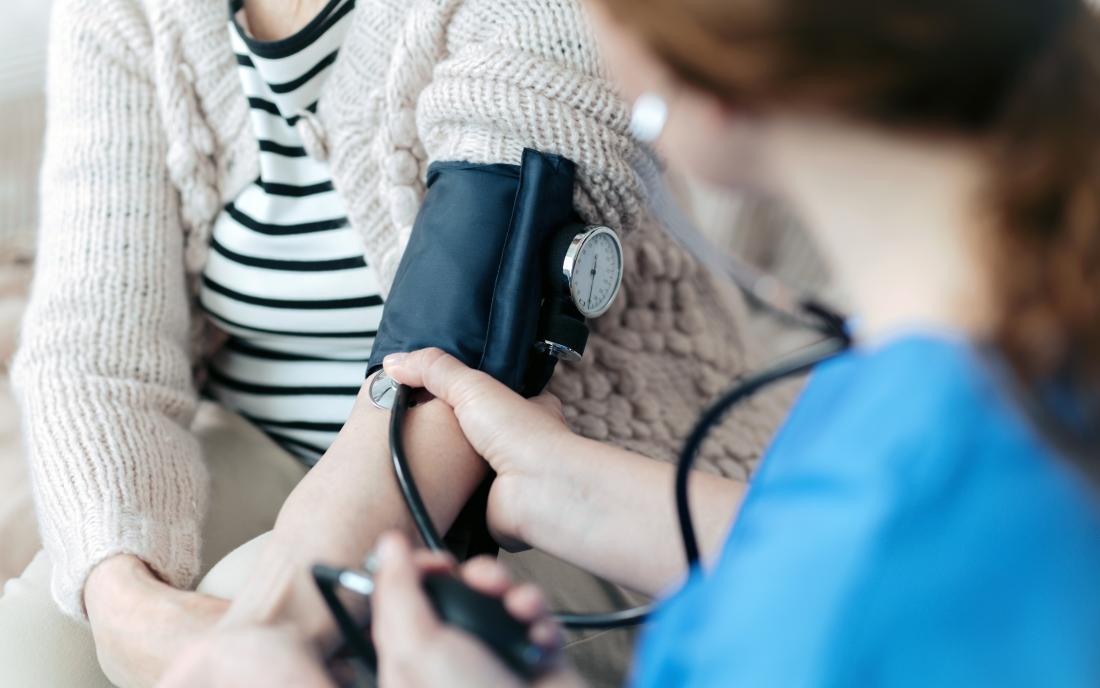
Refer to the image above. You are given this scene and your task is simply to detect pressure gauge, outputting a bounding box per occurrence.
[534,223,624,366]
[562,225,624,318]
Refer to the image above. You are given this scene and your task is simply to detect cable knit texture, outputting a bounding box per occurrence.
[14,0,790,620]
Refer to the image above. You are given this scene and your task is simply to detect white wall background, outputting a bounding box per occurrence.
[0,0,53,100]
[0,0,50,582]
[0,0,53,262]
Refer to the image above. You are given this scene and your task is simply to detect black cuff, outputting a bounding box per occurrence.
[366,149,577,396]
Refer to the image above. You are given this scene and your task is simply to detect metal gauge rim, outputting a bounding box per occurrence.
[562,225,624,318]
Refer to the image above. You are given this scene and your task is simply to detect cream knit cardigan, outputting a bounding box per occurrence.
[14,0,787,619]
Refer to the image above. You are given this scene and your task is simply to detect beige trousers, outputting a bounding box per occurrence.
[0,402,638,687]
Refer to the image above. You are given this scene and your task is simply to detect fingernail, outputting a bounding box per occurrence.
[384,353,408,367]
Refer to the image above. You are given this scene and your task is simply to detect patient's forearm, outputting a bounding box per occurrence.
[506,434,744,597]
[222,382,486,645]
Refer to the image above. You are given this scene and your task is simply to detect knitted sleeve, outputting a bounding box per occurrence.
[10,0,207,619]
[421,1,643,231]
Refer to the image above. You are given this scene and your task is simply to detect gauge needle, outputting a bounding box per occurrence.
[588,256,598,304]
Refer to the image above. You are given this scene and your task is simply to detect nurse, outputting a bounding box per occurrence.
[364,0,1100,685]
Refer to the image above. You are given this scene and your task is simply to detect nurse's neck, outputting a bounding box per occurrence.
[765,115,998,346]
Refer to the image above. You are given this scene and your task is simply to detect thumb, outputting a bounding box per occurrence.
[383,348,508,413]
[371,532,439,657]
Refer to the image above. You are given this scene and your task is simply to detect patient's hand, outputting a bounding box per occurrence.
[214,376,489,651]
[85,554,229,688]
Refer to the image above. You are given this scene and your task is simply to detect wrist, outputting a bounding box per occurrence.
[493,430,589,549]
[509,425,580,482]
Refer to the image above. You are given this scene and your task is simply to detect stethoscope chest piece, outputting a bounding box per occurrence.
[369,370,399,411]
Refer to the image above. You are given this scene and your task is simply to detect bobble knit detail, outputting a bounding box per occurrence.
[14,0,791,620]
[154,23,221,275]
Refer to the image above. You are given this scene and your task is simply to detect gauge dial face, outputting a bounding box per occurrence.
[568,228,623,318]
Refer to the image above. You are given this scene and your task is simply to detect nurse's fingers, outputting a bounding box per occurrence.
[412,548,457,577]
[456,557,561,653]
[384,348,516,415]
[458,556,513,598]
[370,532,441,657]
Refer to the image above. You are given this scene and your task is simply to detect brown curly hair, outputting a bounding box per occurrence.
[597,0,1100,456]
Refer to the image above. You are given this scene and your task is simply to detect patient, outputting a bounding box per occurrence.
[0,0,790,686]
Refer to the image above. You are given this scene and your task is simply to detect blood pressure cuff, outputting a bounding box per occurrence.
[366,148,577,396]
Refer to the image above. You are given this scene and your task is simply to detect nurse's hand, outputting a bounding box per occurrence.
[157,621,334,688]
[371,531,583,688]
[383,348,575,548]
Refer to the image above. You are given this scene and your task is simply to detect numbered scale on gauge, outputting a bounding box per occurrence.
[535,225,625,363]
[563,226,624,318]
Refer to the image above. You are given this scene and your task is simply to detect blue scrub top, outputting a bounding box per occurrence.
[634,335,1100,687]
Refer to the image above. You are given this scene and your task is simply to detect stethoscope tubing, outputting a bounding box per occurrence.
[675,334,851,569]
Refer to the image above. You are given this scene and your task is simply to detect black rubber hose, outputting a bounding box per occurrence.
[674,336,850,568]
[390,384,448,551]
[555,603,657,629]
[312,564,377,678]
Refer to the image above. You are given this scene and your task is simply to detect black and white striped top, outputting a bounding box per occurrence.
[201,0,380,465]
